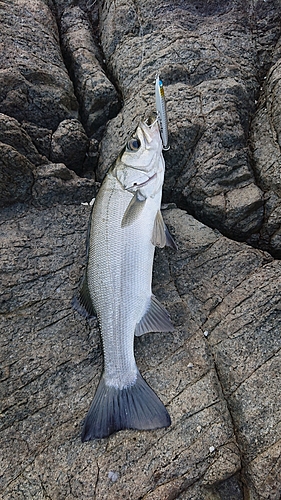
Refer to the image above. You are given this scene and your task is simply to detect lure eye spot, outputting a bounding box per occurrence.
[127,138,141,152]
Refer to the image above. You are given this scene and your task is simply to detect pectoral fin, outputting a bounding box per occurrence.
[151,211,177,250]
[121,191,146,227]
[135,295,174,336]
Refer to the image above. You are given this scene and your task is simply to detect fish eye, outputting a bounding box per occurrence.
[126,137,141,151]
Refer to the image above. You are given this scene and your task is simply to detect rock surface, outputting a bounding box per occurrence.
[1,204,280,499]
[59,5,120,139]
[0,1,281,500]
[97,0,281,256]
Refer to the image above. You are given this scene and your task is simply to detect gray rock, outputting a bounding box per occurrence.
[165,208,281,500]
[97,0,281,255]
[22,121,53,159]
[0,0,78,130]
[250,52,281,257]
[0,113,45,166]
[0,1,281,499]
[0,142,34,207]
[1,205,280,499]
[50,119,89,175]
[32,163,97,206]
[0,205,238,500]
[60,5,120,138]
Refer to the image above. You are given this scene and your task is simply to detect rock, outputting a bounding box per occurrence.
[22,121,53,159]
[1,205,280,499]
[0,0,78,130]
[0,1,281,499]
[250,51,281,257]
[50,119,89,175]
[32,163,97,206]
[0,142,34,207]
[165,209,281,500]
[0,113,45,166]
[97,0,281,255]
[0,205,236,499]
[59,5,120,138]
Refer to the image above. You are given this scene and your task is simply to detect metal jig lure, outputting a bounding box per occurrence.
[155,75,170,150]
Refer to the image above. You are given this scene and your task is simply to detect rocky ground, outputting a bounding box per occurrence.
[0,1,280,499]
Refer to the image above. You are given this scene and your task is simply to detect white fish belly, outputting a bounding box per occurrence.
[87,175,161,389]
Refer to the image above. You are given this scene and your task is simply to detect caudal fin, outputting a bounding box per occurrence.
[81,372,171,441]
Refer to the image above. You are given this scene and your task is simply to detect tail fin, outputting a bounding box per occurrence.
[81,372,171,441]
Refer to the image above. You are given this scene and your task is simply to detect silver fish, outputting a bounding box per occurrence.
[75,118,176,440]
[155,75,170,150]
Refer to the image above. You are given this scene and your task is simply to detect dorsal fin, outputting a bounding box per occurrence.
[72,272,96,319]
[72,205,96,319]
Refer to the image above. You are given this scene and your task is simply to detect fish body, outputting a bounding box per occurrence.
[155,75,169,150]
[76,119,175,440]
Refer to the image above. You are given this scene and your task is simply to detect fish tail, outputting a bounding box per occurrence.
[81,372,171,441]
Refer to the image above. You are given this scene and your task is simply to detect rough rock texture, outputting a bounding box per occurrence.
[250,42,281,257]
[0,0,118,176]
[0,142,35,207]
[32,163,97,206]
[59,5,120,139]
[0,0,78,129]
[97,0,281,256]
[1,1,281,499]
[1,205,280,499]
[50,119,89,175]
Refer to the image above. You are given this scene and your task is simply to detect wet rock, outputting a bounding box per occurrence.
[60,5,120,138]
[50,119,89,175]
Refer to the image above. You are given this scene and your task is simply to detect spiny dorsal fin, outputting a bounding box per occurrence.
[134,295,174,336]
[151,210,177,250]
[72,205,97,319]
[72,272,97,319]
[121,191,146,228]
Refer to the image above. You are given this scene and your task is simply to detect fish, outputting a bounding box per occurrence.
[155,75,170,150]
[74,118,176,441]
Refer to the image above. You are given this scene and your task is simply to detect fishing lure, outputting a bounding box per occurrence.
[155,75,170,150]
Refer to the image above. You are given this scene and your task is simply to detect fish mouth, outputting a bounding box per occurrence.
[139,117,160,144]
[145,114,158,127]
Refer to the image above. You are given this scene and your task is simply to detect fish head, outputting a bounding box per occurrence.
[113,117,165,198]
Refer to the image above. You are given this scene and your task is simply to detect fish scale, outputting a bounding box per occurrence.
[76,120,175,440]
[88,173,157,387]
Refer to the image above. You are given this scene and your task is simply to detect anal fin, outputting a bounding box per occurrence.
[134,295,174,336]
